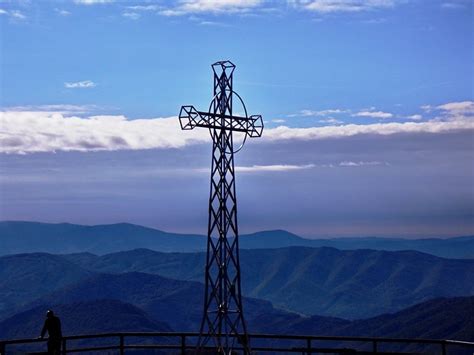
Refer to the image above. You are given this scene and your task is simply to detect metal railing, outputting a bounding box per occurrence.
[1,332,473,354]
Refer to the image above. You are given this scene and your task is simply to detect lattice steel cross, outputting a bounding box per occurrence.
[179,61,263,354]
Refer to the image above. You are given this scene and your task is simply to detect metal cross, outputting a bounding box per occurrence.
[179,60,263,354]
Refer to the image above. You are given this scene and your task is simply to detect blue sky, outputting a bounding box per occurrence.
[0,0,473,237]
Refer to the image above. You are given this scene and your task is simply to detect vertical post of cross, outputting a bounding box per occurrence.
[198,61,249,354]
[179,61,263,354]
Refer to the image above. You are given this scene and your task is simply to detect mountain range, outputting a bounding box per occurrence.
[64,247,474,319]
[0,299,172,341]
[19,271,287,333]
[1,221,473,258]
[1,293,473,353]
[1,221,473,352]
[0,299,173,355]
[2,248,473,320]
[19,271,473,341]
[1,253,473,343]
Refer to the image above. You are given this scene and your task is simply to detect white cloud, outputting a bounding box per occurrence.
[406,114,422,121]
[196,161,385,172]
[291,0,398,13]
[263,118,473,142]
[272,119,286,123]
[420,104,433,112]
[182,0,262,12]
[199,20,229,26]
[159,0,263,16]
[0,9,26,20]
[55,8,72,16]
[159,9,185,16]
[353,110,393,119]
[0,111,210,154]
[5,104,102,114]
[122,12,141,20]
[64,80,96,89]
[437,101,474,115]
[291,108,347,117]
[10,10,26,19]
[339,161,386,167]
[1,103,472,154]
[319,118,343,124]
[191,163,316,174]
[126,5,162,11]
[122,5,164,20]
[73,0,114,4]
[235,164,316,172]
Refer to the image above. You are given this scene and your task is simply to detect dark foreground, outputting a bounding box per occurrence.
[2,331,474,355]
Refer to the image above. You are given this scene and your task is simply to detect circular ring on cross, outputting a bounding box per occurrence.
[207,90,249,155]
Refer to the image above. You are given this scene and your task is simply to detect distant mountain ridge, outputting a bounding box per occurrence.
[255,296,474,353]
[63,247,474,319]
[2,248,473,320]
[1,221,473,258]
[0,221,203,255]
[1,249,473,349]
[21,271,288,333]
[1,295,473,351]
[0,299,172,340]
[1,255,473,343]
[0,252,93,316]
[0,299,174,355]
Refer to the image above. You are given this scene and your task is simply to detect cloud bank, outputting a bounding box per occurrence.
[264,118,472,141]
[1,101,472,154]
[0,112,210,154]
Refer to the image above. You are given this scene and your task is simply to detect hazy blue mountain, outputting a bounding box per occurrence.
[2,221,474,258]
[253,297,474,354]
[0,221,204,255]
[63,247,474,319]
[0,299,172,349]
[2,247,473,321]
[24,272,203,331]
[340,296,474,341]
[0,252,92,319]
[260,296,474,340]
[22,271,288,333]
[1,296,472,354]
[241,230,474,259]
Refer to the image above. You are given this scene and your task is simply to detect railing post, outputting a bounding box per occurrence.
[0,342,5,355]
[306,338,311,355]
[181,334,186,355]
[441,342,446,355]
[62,338,67,354]
[119,334,124,355]
[372,340,378,354]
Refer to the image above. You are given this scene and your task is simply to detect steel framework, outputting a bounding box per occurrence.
[179,61,263,354]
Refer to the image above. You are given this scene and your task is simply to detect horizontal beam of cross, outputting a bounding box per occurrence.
[179,105,263,137]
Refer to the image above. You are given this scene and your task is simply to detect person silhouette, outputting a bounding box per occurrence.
[39,310,62,355]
